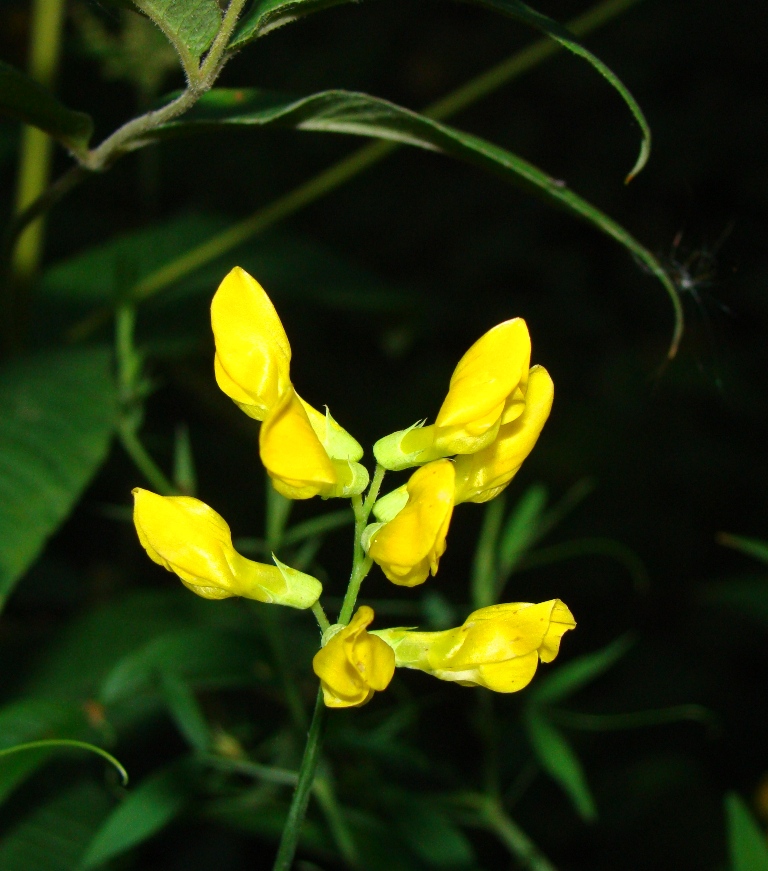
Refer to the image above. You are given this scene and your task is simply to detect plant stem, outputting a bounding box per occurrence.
[199,0,250,81]
[117,423,178,495]
[272,688,327,871]
[338,464,385,624]
[311,601,331,634]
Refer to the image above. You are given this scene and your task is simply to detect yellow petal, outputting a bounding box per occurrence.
[539,599,577,663]
[435,319,531,433]
[259,389,337,500]
[368,460,455,587]
[313,606,395,708]
[211,267,292,420]
[454,365,554,504]
[132,488,321,608]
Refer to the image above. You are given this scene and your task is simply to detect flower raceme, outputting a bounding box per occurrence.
[132,488,322,609]
[312,606,396,707]
[211,267,368,500]
[374,318,537,471]
[373,600,576,693]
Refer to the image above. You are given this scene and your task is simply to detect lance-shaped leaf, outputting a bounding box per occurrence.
[156,88,681,353]
[0,347,116,606]
[230,0,649,179]
[0,60,93,152]
[133,0,222,61]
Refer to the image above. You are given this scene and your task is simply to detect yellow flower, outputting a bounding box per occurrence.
[374,318,532,471]
[132,488,322,608]
[211,266,292,420]
[260,389,369,500]
[454,365,554,503]
[312,606,396,708]
[366,460,455,587]
[210,267,368,499]
[374,600,575,693]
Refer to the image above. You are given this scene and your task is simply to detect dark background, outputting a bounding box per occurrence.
[1,0,767,868]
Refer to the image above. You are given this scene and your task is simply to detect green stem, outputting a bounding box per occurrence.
[313,764,360,868]
[266,478,293,552]
[311,601,331,634]
[481,797,557,871]
[338,464,385,624]
[199,0,250,82]
[272,688,327,871]
[118,423,178,495]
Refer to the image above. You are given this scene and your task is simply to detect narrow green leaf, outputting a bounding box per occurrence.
[0,347,116,605]
[530,635,633,705]
[470,495,506,609]
[524,709,596,821]
[0,740,128,785]
[701,580,768,629]
[172,424,197,495]
[726,793,768,871]
[100,626,261,705]
[231,0,649,178]
[0,60,93,151]
[470,0,650,180]
[160,670,211,753]
[717,533,768,566]
[41,213,231,304]
[80,765,190,869]
[497,483,548,578]
[156,88,682,353]
[0,699,86,803]
[0,782,111,871]
[133,0,221,60]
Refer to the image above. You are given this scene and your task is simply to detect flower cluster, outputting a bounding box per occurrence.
[132,267,573,710]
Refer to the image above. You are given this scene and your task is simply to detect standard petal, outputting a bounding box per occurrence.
[211,267,292,419]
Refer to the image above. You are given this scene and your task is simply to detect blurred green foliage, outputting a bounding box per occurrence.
[1,0,768,868]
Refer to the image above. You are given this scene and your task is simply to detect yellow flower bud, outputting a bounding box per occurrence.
[367,460,455,587]
[211,267,292,420]
[312,606,396,708]
[132,488,322,609]
[374,599,575,693]
[374,319,532,470]
[453,365,554,503]
[259,389,369,500]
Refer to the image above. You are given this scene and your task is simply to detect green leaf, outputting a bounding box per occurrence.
[524,709,596,821]
[0,740,127,785]
[0,782,111,871]
[718,533,768,565]
[160,670,211,753]
[231,0,649,179]
[80,765,190,869]
[0,699,87,803]
[530,635,633,705]
[702,580,768,629]
[133,0,222,60]
[497,483,548,578]
[156,89,681,347]
[0,347,116,605]
[726,792,768,871]
[40,213,231,304]
[100,626,262,706]
[0,60,93,151]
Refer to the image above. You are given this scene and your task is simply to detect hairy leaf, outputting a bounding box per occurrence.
[0,347,116,605]
[133,0,222,60]
[0,60,93,151]
[154,88,680,348]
